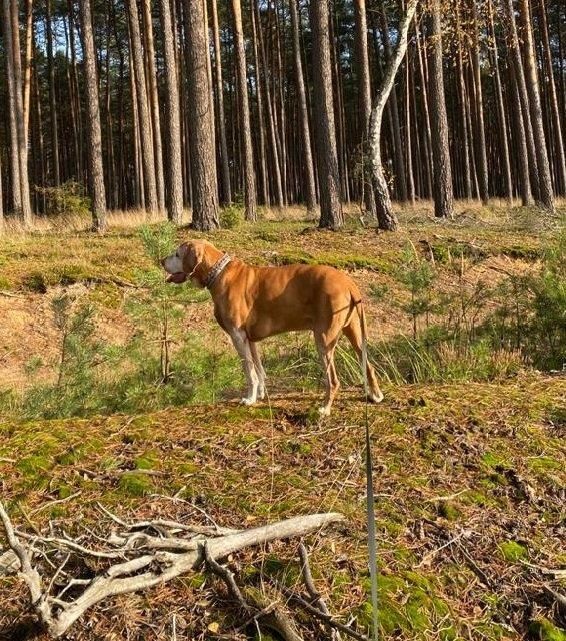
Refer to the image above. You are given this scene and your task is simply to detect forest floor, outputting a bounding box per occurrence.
[0,202,565,641]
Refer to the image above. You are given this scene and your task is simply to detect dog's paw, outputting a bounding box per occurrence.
[258,387,266,400]
[240,397,257,406]
[318,406,331,417]
[369,391,384,404]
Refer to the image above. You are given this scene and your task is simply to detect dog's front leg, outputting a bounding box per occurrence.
[230,329,259,406]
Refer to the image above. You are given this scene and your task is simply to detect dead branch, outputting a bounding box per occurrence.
[0,501,343,639]
[275,580,371,641]
[299,542,341,641]
[204,542,303,641]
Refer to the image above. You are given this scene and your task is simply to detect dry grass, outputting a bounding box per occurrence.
[0,377,564,640]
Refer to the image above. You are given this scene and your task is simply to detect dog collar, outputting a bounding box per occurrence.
[203,253,231,289]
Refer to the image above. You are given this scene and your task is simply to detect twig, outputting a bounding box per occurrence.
[204,542,303,641]
[30,492,82,516]
[543,584,566,614]
[275,581,370,641]
[204,542,252,612]
[298,542,341,641]
[424,489,469,503]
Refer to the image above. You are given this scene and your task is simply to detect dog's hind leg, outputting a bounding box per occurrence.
[229,329,259,405]
[249,341,266,399]
[314,332,340,416]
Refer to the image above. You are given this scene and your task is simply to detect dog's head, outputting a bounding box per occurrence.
[161,240,218,287]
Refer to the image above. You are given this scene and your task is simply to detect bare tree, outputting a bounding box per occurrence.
[368,0,418,231]
[310,0,343,229]
[290,0,316,214]
[428,0,454,219]
[210,0,232,205]
[184,0,220,230]
[78,0,107,231]
[126,0,159,212]
[516,0,554,211]
[159,0,184,224]
[231,0,257,221]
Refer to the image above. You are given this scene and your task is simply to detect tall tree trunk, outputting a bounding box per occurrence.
[537,0,566,195]
[309,0,343,229]
[23,0,33,142]
[380,4,408,203]
[184,0,219,230]
[353,0,376,217]
[470,0,489,204]
[454,0,472,200]
[415,22,433,199]
[159,0,184,224]
[487,0,514,203]
[516,0,554,211]
[368,0,417,231]
[3,0,22,216]
[254,0,284,208]
[78,0,107,231]
[250,0,269,205]
[141,0,166,211]
[290,0,316,213]
[501,0,540,201]
[126,0,158,212]
[428,0,454,219]
[231,0,257,221]
[46,0,60,186]
[210,0,232,205]
[8,0,33,224]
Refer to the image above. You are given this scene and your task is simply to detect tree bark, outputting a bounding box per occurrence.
[537,0,566,195]
[126,0,159,212]
[487,0,514,203]
[159,0,184,224]
[353,0,376,217]
[310,0,343,229]
[46,0,60,186]
[210,0,232,205]
[290,0,316,213]
[516,0,554,211]
[428,0,454,219]
[78,0,107,231]
[141,0,166,211]
[8,0,33,224]
[184,0,220,230]
[368,0,417,231]
[501,0,540,201]
[470,0,489,204]
[231,0,257,221]
[379,4,408,204]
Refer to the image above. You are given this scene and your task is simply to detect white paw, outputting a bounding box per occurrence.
[318,406,331,417]
[369,391,384,404]
[258,387,266,400]
[240,397,257,406]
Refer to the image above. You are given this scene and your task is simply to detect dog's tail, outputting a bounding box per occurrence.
[350,293,369,399]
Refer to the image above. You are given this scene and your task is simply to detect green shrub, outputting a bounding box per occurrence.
[220,204,243,229]
[35,180,91,218]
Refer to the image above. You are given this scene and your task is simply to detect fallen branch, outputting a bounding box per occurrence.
[299,542,341,641]
[204,542,303,641]
[0,501,343,639]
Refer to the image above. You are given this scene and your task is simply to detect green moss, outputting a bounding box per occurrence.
[438,502,462,521]
[119,471,154,496]
[135,452,159,470]
[528,618,566,641]
[528,456,562,473]
[499,541,528,563]
[481,452,510,469]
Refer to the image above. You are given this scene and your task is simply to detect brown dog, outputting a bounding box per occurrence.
[162,240,383,415]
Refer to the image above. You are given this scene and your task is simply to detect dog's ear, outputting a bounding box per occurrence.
[182,241,207,285]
